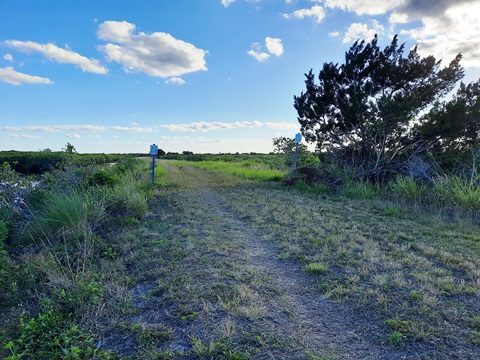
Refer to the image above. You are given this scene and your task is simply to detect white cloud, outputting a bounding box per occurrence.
[164,77,186,85]
[221,0,236,7]
[398,2,480,68]
[111,126,154,132]
[0,66,53,85]
[283,5,326,23]
[265,122,298,130]
[265,37,284,56]
[248,37,283,62]
[67,133,81,139]
[0,125,106,132]
[8,134,37,139]
[160,120,263,132]
[130,122,140,126]
[343,21,384,44]
[248,50,270,62]
[3,53,13,61]
[323,0,401,16]
[97,20,208,77]
[3,40,108,74]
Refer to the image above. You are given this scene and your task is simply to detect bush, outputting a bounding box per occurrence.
[88,169,118,187]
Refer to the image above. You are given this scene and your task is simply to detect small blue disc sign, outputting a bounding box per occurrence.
[295,133,302,143]
[150,144,158,155]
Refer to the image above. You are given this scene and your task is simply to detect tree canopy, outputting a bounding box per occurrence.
[294,35,464,180]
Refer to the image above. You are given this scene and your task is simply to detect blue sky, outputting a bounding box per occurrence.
[1,0,479,154]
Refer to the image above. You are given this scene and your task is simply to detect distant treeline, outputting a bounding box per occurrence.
[160,152,275,163]
[0,151,134,175]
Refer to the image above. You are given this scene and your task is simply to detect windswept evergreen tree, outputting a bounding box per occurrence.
[294,35,463,180]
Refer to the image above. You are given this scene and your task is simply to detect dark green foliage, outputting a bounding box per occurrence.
[419,79,480,165]
[3,305,102,359]
[294,34,463,181]
[0,151,129,175]
[88,169,118,187]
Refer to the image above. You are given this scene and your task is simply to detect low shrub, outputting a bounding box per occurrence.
[3,305,102,360]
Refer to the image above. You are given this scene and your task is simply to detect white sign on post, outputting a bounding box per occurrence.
[150,144,158,155]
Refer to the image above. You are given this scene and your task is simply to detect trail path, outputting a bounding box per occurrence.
[133,163,402,359]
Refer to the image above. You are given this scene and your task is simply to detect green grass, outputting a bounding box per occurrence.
[3,157,480,359]
[167,159,286,181]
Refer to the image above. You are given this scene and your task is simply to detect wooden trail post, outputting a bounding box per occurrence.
[149,144,158,185]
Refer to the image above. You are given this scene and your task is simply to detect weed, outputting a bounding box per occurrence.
[304,262,328,274]
[388,331,406,346]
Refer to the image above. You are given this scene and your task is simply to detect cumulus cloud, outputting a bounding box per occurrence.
[160,120,263,132]
[343,20,384,44]
[283,5,326,23]
[3,40,107,74]
[164,77,186,85]
[97,20,208,77]
[265,37,284,56]
[392,0,476,21]
[329,31,341,38]
[397,2,480,68]
[248,37,283,62]
[111,126,154,132]
[0,67,53,85]
[323,0,401,15]
[3,53,13,61]
[0,125,106,132]
[265,122,298,130]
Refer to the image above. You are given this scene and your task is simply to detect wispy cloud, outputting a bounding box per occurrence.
[67,133,81,139]
[0,67,53,85]
[0,125,106,132]
[323,0,401,16]
[160,120,263,132]
[97,20,207,77]
[283,5,326,23]
[3,53,13,61]
[265,122,298,130]
[221,0,236,7]
[164,77,186,85]
[8,134,38,139]
[3,40,108,74]
[111,126,154,132]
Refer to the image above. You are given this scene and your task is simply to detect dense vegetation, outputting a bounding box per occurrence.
[294,34,478,182]
[0,157,154,359]
[0,151,132,175]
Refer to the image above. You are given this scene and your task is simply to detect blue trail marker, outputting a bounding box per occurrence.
[150,144,158,185]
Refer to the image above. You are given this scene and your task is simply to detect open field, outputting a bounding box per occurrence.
[2,159,480,359]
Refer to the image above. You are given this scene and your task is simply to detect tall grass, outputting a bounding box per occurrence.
[31,190,108,243]
[433,175,480,213]
[390,176,425,205]
[172,160,286,181]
